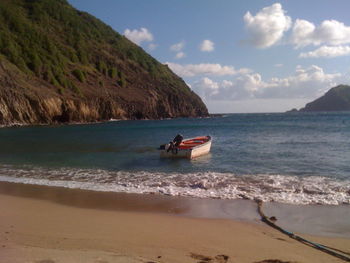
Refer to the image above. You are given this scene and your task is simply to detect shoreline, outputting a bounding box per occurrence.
[1,165,349,206]
[1,182,350,263]
[1,181,350,238]
[0,119,124,129]
[0,115,216,129]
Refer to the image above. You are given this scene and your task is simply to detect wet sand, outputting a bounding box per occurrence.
[0,181,349,263]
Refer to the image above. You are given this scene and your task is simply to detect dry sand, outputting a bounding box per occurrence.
[0,182,349,263]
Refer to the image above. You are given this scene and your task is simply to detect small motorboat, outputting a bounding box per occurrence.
[159,135,212,159]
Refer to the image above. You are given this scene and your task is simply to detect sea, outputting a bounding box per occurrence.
[0,112,349,206]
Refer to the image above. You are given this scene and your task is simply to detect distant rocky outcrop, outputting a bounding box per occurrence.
[0,0,208,126]
[285,108,298,113]
[299,85,350,112]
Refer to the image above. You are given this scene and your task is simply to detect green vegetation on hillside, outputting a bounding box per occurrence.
[0,0,190,95]
[0,0,208,125]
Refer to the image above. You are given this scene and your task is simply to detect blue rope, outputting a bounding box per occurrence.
[256,200,350,262]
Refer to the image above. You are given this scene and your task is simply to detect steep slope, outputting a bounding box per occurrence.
[300,85,350,112]
[0,0,208,125]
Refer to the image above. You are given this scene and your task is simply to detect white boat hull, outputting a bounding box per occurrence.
[159,136,212,159]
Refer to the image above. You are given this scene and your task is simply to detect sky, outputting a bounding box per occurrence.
[68,0,350,113]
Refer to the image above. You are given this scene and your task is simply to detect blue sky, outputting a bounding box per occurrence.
[68,0,350,113]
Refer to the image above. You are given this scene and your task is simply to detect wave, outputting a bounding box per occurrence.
[0,165,349,205]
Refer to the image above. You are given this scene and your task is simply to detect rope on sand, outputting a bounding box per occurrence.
[255,200,350,262]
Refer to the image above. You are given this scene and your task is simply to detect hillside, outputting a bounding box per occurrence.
[300,85,350,112]
[0,0,208,125]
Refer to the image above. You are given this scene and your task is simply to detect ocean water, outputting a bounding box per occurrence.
[0,112,349,205]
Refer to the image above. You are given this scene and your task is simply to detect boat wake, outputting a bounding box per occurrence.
[0,165,349,205]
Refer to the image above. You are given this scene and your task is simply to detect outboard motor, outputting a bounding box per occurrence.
[158,144,166,150]
[159,142,172,151]
[159,134,183,153]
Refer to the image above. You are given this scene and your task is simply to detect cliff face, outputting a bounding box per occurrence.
[0,0,208,125]
[300,85,350,112]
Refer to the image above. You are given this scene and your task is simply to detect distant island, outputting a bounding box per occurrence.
[0,0,208,126]
[288,85,350,112]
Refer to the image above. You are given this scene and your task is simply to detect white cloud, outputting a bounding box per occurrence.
[175,52,186,59]
[170,41,186,59]
[166,62,250,77]
[244,3,292,48]
[192,77,220,98]
[243,4,350,52]
[200,40,215,52]
[274,64,283,67]
[299,45,350,58]
[189,65,344,102]
[290,19,315,47]
[206,98,310,113]
[291,19,350,48]
[258,65,342,99]
[170,41,185,52]
[191,75,262,101]
[124,27,153,45]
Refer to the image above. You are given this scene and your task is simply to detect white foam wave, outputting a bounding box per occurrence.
[0,165,349,205]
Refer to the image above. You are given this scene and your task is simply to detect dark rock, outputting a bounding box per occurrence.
[285,108,298,113]
[300,85,350,112]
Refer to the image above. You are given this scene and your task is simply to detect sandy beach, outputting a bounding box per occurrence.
[0,182,349,263]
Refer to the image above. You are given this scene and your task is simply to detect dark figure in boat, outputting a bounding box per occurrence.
[159,134,183,152]
[173,134,184,146]
[167,134,183,152]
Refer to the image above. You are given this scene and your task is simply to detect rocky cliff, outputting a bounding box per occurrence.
[300,85,350,112]
[0,0,208,126]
